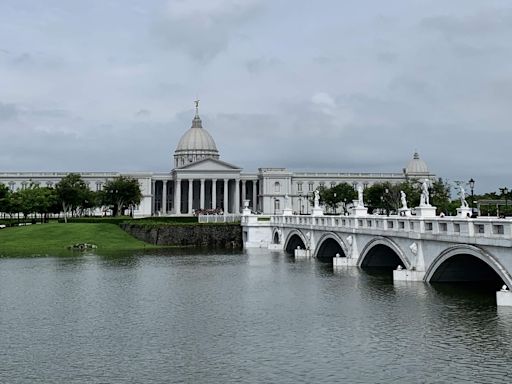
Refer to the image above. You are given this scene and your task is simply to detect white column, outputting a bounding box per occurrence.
[223,179,229,213]
[200,179,205,209]
[151,180,156,215]
[162,180,167,214]
[252,180,257,211]
[188,179,193,214]
[212,179,217,209]
[174,179,181,214]
[242,180,246,206]
[234,178,240,213]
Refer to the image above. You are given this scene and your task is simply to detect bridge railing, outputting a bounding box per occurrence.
[262,214,512,240]
[199,214,241,223]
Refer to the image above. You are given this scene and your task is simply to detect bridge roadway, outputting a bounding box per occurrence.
[241,211,512,306]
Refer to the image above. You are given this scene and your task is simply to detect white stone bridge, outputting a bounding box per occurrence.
[241,211,512,306]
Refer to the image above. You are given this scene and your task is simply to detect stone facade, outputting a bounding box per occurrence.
[121,223,242,248]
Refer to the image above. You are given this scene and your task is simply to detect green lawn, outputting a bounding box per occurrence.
[0,223,154,255]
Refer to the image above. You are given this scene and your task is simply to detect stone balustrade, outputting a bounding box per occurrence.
[241,213,512,246]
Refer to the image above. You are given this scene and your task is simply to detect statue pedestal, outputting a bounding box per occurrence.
[497,288,512,306]
[456,207,472,218]
[242,208,252,216]
[311,207,324,216]
[398,208,412,217]
[393,269,425,282]
[282,208,293,216]
[415,205,436,218]
[351,205,368,217]
[333,257,358,267]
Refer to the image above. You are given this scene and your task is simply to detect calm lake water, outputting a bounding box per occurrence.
[1,249,511,383]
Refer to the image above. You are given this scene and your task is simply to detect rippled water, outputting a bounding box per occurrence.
[1,249,511,383]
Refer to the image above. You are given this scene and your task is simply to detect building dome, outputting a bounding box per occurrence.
[174,105,220,167]
[405,152,429,175]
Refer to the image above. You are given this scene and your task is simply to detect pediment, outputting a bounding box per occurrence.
[175,158,241,172]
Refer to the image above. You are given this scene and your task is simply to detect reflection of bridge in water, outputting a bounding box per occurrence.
[242,212,512,306]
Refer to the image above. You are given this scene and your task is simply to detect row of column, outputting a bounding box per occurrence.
[153,178,258,215]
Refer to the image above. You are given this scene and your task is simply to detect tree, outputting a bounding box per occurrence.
[0,183,9,215]
[100,176,142,216]
[430,178,451,215]
[55,173,90,223]
[318,183,357,214]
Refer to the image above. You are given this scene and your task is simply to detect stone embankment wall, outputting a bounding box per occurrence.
[120,223,243,248]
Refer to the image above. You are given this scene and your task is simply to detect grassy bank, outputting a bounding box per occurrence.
[0,223,155,255]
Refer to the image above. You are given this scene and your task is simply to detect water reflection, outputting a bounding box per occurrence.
[0,250,511,383]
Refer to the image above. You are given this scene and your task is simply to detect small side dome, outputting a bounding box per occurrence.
[405,152,429,175]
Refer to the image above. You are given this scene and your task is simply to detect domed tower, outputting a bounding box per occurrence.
[404,152,430,178]
[174,101,220,168]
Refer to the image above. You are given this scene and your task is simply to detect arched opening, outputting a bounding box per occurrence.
[316,238,345,261]
[285,234,306,255]
[360,244,405,269]
[429,253,504,290]
[273,231,280,244]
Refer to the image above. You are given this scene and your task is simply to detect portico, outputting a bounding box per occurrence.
[150,159,260,215]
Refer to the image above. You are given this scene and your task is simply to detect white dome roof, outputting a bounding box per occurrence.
[173,111,220,167]
[405,152,429,175]
[175,116,218,153]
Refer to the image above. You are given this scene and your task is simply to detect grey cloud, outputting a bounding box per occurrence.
[154,0,264,62]
[420,9,512,39]
[135,109,151,118]
[0,102,18,121]
[376,51,398,64]
[245,57,279,74]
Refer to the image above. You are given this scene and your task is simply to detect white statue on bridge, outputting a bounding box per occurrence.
[400,191,408,209]
[459,185,469,208]
[420,179,430,207]
[357,183,364,207]
[314,189,320,209]
[284,194,290,209]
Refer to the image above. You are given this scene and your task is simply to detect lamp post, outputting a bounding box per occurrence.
[333,192,337,214]
[500,187,509,216]
[384,188,390,216]
[468,178,475,209]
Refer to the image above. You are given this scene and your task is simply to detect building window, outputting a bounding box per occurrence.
[309,183,314,192]
[274,182,280,193]
[9,182,15,191]
[46,181,53,187]
[274,199,280,212]
[331,182,336,188]
[319,182,325,187]
[297,183,302,192]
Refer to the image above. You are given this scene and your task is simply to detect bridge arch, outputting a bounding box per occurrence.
[284,230,307,255]
[359,237,410,269]
[272,227,281,244]
[425,245,512,288]
[314,233,348,260]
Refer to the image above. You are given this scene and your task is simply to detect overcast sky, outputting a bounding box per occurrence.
[1,0,511,193]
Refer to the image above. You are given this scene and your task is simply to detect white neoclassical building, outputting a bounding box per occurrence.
[0,105,435,217]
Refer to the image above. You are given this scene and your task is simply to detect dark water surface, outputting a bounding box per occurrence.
[1,249,511,383]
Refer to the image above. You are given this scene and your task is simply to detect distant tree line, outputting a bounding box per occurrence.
[0,174,142,223]
[314,178,453,215]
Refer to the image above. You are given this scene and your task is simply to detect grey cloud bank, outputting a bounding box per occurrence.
[1,0,512,193]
